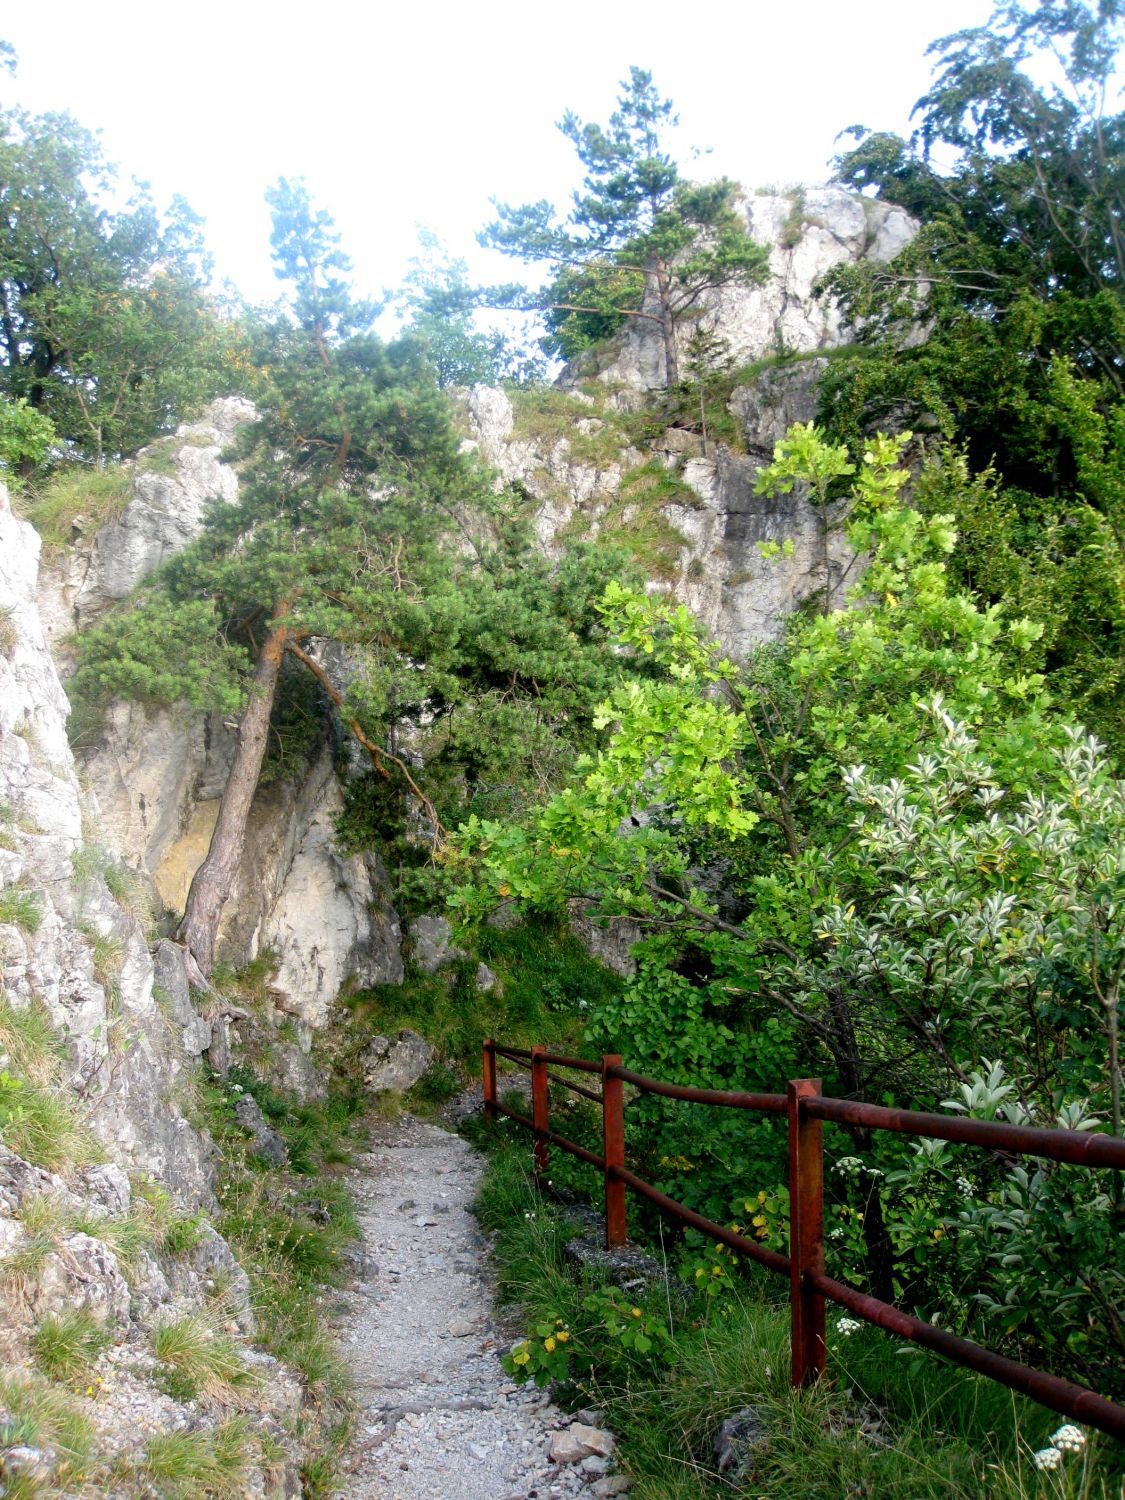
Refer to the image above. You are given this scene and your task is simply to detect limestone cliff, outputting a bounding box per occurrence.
[37,405,403,1072]
[1,483,213,1201]
[0,483,306,1493]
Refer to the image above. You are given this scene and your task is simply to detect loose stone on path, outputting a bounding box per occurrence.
[334,1115,627,1500]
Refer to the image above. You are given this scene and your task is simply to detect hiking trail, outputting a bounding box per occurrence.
[332,1114,628,1500]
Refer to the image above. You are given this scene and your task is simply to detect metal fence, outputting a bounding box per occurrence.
[482,1038,1125,1444]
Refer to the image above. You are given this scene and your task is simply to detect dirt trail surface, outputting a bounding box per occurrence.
[333,1114,627,1500]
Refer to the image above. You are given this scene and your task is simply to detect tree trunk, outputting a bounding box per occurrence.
[654,259,679,386]
[174,603,291,977]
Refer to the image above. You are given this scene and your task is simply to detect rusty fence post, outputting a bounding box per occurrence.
[602,1054,627,1248]
[482,1039,497,1123]
[531,1044,550,1180]
[788,1077,826,1387]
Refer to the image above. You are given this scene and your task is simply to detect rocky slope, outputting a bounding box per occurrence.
[1,482,308,1495]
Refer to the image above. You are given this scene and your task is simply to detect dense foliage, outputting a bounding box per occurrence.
[819,0,1125,753]
[453,425,1125,1396]
[0,105,228,465]
[72,181,644,960]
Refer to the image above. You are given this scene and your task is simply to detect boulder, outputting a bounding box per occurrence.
[409,914,466,973]
[233,1094,288,1167]
[714,1405,767,1480]
[549,1423,617,1464]
[361,1029,434,1093]
[34,1232,131,1331]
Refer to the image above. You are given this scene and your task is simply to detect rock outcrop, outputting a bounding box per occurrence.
[38,397,254,647]
[37,401,405,1071]
[462,185,914,654]
[1,482,215,1202]
[463,359,856,655]
[586,184,915,391]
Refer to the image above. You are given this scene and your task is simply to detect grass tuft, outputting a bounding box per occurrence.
[0,880,43,932]
[151,1312,255,1405]
[19,464,132,553]
[31,1308,112,1382]
[138,1415,254,1499]
[0,998,98,1170]
[0,1372,94,1473]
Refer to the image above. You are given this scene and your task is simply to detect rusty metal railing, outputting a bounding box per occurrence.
[481,1038,1125,1444]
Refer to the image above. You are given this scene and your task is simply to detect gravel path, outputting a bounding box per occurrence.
[333,1114,627,1500]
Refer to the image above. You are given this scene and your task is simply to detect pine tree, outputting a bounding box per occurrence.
[74,182,475,976]
[480,68,769,384]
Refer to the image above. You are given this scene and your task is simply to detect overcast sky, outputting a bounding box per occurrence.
[4,0,995,306]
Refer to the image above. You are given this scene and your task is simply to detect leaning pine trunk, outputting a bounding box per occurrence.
[174,603,291,977]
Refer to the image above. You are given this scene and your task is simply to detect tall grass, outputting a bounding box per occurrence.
[0,998,98,1170]
[19,464,132,552]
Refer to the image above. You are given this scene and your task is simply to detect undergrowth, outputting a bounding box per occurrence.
[475,1141,1125,1499]
[335,916,620,1101]
[185,1064,365,1490]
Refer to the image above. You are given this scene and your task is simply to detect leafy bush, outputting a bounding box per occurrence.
[454,421,1125,1396]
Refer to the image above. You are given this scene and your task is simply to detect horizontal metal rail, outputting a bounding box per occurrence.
[540,1051,602,1074]
[542,1125,605,1171]
[548,1071,604,1104]
[805,1096,1125,1168]
[613,1163,790,1275]
[611,1065,786,1112]
[809,1270,1125,1443]
[492,1099,534,1131]
[482,1035,1125,1445]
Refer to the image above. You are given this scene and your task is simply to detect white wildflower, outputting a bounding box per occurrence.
[834,1156,864,1177]
[956,1176,973,1197]
[1050,1425,1086,1453]
[836,1317,863,1336]
[1033,1448,1063,1471]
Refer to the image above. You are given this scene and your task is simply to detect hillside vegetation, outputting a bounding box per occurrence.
[1,2,1124,1493]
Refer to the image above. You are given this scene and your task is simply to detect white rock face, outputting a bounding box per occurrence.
[38,398,254,644]
[263,750,404,1032]
[595,184,916,390]
[32,396,406,1054]
[462,360,855,655]
[0,485,215,1203]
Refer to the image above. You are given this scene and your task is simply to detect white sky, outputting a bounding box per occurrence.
[4,0,995,307]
